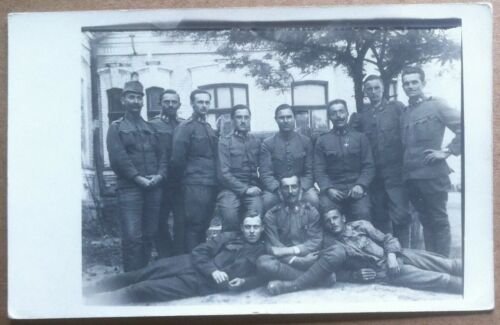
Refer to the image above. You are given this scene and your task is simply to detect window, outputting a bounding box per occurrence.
[198,83,249,136]
[388,79,398,100]
[291,80,329,136]
[107,87,124,124]
[146,86,164,120]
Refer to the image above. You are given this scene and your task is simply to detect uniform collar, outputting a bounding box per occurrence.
[233,130,249,139]
[191,113,206,123]
[278,131,296,141]
[160,114,179,124]
[408,96,428,107]
[332,126,349,136]
[122,112,151,131]
[371,98,387,112]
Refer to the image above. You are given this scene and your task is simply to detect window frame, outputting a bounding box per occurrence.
[291,80,330,133]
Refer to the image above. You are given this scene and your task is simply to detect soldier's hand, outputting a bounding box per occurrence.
[246,186,262,196]
[148,174,163,187]
[386,253,401,276]
[349,185,365,199]
[352,268,377,282]
[302,252,319,264]
[423,149,450,165]
[228,277,246,290]
[327,188,346,201]
[134,176,151,188]
[211,270,229,284]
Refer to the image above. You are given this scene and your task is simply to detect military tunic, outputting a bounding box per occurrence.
[149,114,184,256]
[400,96,462,256]
[106,113,167,271]
[216,131,263,231]
[357,100,410,246]
[171,115,218,252]
[260,132,318,210]
[314,128,375,220]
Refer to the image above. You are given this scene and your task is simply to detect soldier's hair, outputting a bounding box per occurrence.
[159,89,180,104]
[401,66,426,83]
[279,174,301,187]
[327,99,348,111]
[321,207,345,221]
[363,75,384,85]
[231,104,251,119]
[242,210,262,222]
[274,104,295,118]
[190,89,212,102]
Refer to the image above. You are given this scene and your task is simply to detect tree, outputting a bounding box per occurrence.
[207,25,460,112]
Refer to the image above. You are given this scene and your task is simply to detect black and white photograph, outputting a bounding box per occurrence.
[8,4,493,319]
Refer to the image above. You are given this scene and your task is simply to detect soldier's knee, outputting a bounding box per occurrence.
[322,245,347,266]
[257,255,279,273]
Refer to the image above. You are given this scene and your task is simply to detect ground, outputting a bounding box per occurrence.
[83,192,462,304]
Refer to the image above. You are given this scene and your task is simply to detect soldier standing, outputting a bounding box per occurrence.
[314,99,375,221]
[400,66,461,257]
[149,89,184,257]
[216,104,263,232]
[260,104,318,211]
[171,89,218,252]
[356,75,411,247]
[106,80,167,271]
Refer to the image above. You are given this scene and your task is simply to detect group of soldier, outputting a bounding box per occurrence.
[87,65,462,304]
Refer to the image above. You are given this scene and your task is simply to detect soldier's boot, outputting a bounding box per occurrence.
[266,280,298,296]
[447,276,463,294]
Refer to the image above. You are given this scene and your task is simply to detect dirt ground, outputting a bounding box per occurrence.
[83,192,462,304]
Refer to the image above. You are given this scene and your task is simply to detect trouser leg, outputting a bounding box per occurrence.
[143,187,162,264]
[170,188,185,255]
[293,245,347,289]
[386,184,411,248]
[407,178,451,256]
[370,178,392,234]
[262,191,280,212]
[302,187,320,210]
[400,249,462,275]
[183,185,217,252]
[90,273,200,305]
[256,255,304,281]
[389,264,460,293]
[217,190,241,232]
[319,191,342,216]
[155,186,174,258]
[117,186,145,272]
[242,194,264,216]
[349,194,372,222]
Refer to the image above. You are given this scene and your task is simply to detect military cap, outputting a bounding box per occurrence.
[123,80,144,95]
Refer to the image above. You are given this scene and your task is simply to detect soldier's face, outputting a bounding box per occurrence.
[241,216,263,244]
[402,73,425,98]
[328,103,349,129]
[364,79,384,104]
[161,93,180,116]
[275,108,295,132]
[233,108,251,133]
[280,176,301,204]
[323,210,346,235]
[191,93,211,116]
[121,92,143,114]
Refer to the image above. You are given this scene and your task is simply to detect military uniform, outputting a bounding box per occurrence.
[216,130,263,231]
[256,201,323,280]
[314,128,375,220]
[171,115,218,253]
[149,114,184,256]
[259,132,318,210]
[320,220,462,293]
[401,96,461,256]
[86,232,266,304]
[107,112,167,272]
[357,99,411,247]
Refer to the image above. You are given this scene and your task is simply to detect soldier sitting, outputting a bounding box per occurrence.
[84,212,266,305]
[215,104,263,232]
[256,175,323,294]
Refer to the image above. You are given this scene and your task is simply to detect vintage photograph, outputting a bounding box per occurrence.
[81,18,464,306]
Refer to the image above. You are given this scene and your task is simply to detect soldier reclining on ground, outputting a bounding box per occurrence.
[84,212,266,305]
